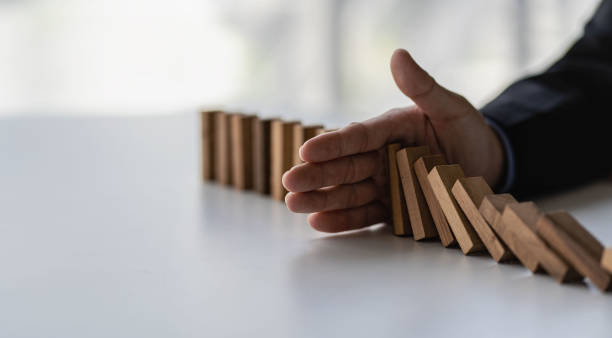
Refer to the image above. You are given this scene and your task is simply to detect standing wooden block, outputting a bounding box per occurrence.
[201,110,219,181]
[230,114,256,190]
[214,111,233,185]
[428,165,484,254]
[602,249,612,274]
[252,118,275,195]
[271,120,300,201]
[396,146,437,240]
[414,155,456,247]
[452,177,513,262]
[499,203,581,282]
[536,212,610,291]
[293,125,324,164]
[388,143,411,236]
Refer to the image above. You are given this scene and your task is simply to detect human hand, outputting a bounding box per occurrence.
[282,49,505,233]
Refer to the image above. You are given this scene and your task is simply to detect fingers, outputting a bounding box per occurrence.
[390,48,471,120]
[307,202,387,233]
[282,151,382,193]
[299,109,420,163]
[285,179,379,213]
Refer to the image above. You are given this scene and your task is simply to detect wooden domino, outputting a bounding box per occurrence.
[479,194,517,227]
[293,125,324,164]
[603,249,612,274]
[271,120,300,201]
[414,155,456,247]
[252,118,275,195]
[388,143,411,236]
[230,114,256,190]
[396,146,437,240]
[452,177,513,262]
[499,203,581,282]
[201,110,219,181]
[536,212,610,291]
[428,164,484,254]
[214,111,233,185]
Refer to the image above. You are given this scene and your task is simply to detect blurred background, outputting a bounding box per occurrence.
[0,0,601,126]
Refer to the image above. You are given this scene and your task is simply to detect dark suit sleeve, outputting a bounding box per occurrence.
[481,0,612,198]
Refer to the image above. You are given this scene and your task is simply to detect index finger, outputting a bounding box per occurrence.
[299,110,418,163]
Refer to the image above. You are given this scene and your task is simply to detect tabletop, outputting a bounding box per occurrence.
[1,113,611,338]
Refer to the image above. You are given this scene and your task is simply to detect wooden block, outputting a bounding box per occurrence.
[499,203,581,282]
[230,114,256,190]
[536,212,610,291]
[428,165,484,254]
[479,194,517,227]
[603,249,612,274]
[452,177,514,262]
[271,120,300,201]
[396,146,437,240]
[293,125,324,164]
[388,143,411,236]
[201,110,219,181]
[214,112,233,185]
[252,118,274,195]
[414,155,456,247]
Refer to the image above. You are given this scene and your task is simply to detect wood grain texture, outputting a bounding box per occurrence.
[428,165,484,254]
[230,114,256,190]
[270,120,300,201]
[214,112,233,185]
[388,143,411,236]
[252,118,274,195]
[452,177,513,262]
[292,125,324,165]
[536,212,610,291]
[201,110,219,181]
[499,203,582,282]
[414,155,455,247]
[603,249,612,274]
[396,146,437,240]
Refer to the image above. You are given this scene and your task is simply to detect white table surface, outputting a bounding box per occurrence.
[1,113,612,338]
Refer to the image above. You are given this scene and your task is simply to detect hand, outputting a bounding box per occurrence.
[282,49,505,233]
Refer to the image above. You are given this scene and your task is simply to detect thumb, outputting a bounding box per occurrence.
[390,49,469,120]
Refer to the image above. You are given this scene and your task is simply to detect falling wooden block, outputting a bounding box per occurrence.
[428,165,484,254]
[499,203,581,282]
[396,146,437,240]
[452,177,513,262]
[414,155,455,247]
[271,120,300,201]
[479,194,518,227]
[252,118,275,195]
[293,125,325,164]
[201,110,219,181]
[536,212,610,291]
[603,249,612,274]
[388,143,411,236]
[214,111,234,185]
[230,114,256,190]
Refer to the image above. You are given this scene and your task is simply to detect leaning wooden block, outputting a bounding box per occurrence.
[428,165,484,254]
[271,120,300,201]
[479,194,517,227]
[603,249,612,274]
[536,212,610,291]
[500,203,581,282]
[252,118,275,195]
[214,111,233,185]
[414,155,455,247]
[201,110,219,181]
[388,143,411,236]
[293,125,324,164]
[452,177,513,262]
[230,114,256,190]
[396,146,437,240]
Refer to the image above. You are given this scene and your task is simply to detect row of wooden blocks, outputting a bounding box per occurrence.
[387,143,612,291]
[201,110,329,201]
